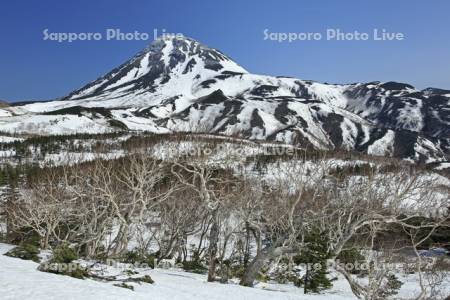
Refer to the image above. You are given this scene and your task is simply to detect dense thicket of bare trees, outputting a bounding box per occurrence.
[1,151,448,299]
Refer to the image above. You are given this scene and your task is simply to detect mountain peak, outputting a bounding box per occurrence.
[148,35,245,70]
[153,34,195,43]
[65,36,246,102]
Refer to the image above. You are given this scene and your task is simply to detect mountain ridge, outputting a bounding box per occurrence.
[0,35,448,163]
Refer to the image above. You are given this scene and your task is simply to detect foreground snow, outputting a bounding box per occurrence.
[2,243,449,300]
[0,243,356,300]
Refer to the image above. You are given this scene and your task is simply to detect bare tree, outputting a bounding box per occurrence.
[7,168,69,249]
[239,159,328,287]
[171,158,238,282]
[306,167,450,299]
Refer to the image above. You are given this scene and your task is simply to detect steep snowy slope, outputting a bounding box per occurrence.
[17,36,247,112]
[1,35,449,162]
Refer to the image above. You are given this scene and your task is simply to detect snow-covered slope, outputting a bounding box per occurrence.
[3,243,448,300]
[2,36,449,162]
[0,243,359,300]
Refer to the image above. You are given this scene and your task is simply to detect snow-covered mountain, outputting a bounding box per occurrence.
[1,36,449,162]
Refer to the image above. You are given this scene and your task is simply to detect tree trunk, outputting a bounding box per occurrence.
[86,240,100,259]
[304,265,309,294]
[111,224,129,256]
[243,222,251,267]
[334,263,366,299]
[240,243,279,287]
[207,212,219,282]
[41,231,50,249]
[219,263,229,283]
[5,187,16,242]
[240,234,290,287]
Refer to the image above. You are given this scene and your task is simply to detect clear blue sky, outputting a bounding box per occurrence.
[1,0,449,101]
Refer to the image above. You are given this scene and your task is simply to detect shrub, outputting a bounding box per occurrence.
[272,270,294,284]
[37,244,86,279]
[294,229,333,293]
[122,250,155,269]
[124,269,139,275]
[130,275,154,284]
[51,244,78,263]
[113,282,134,290]
[378,273,403,298]
[229,265,246,279]
[256,272,270,283]
[38,262,89,279]
[182,260,207,274]
[8,227,41,248]
[336,248,366,275]
[5,244,40,262]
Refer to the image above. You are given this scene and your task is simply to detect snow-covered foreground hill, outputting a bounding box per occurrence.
[2,243,448,300]
[0,243,356,300]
